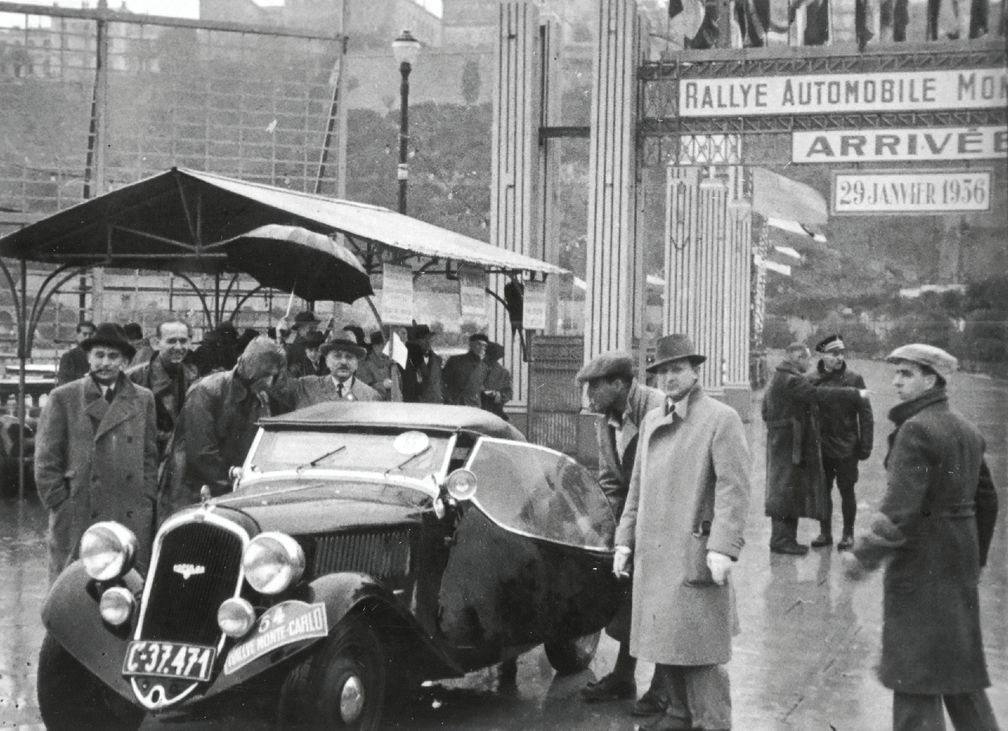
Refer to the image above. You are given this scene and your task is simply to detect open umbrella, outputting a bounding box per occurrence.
[221,224,374,303]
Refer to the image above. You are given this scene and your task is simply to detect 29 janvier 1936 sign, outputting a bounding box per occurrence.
[678,68,1005,116]
[831,170,992,215]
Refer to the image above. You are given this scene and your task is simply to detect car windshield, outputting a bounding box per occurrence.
[466,438,615,550]
[249,428,451,479]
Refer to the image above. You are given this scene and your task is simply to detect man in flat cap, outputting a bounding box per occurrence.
[35,322,158,582]
[844,344,999,731]
[278,336,380,410]
[762,342,867,555]
[443,333,489,407]
[576,350,666,711]
[810,334,874,550]
[613,334,749,731]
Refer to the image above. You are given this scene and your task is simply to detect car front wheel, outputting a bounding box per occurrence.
[544,630,601,675]
[301,616,387,730]
[37,633,143,730]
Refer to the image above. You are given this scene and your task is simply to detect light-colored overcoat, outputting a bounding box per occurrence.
[284,375,380,409]
[615,385,750,665]
[34,374,158,582]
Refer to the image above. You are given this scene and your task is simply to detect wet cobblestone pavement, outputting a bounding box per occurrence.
[1,358,1005,729]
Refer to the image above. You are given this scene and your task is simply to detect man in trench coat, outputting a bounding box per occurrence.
[35,322,158,584]
[576,351,667,711]
[613,334,749,731]
[844,343,999,731]
[761,342,866,554]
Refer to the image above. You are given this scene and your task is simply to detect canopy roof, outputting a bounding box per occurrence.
[0,167,566,277]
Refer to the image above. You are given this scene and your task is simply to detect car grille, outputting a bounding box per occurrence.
[137,521,244,645]
[313,529,412,579]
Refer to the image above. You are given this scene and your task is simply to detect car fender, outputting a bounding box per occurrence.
[203,572,407,699]
[40,561,143,704]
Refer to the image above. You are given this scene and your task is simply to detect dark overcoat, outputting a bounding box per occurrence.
[127,353,200,458]
[851,388,997,694]
[761,360,862,520]
[34,374,158,581]
[615,386,750,665]
[480,362,513,420]
[55,345,89,385]
[812,361,874,460]
[402,347,444,404]
[443,352,486,407]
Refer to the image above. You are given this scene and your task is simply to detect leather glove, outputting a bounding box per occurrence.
[613,546,632,580]
[706,551,733,585]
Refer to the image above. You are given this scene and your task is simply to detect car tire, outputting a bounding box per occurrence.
[301,616,387,730]
[37,633,143,731]
[544,630,601,675]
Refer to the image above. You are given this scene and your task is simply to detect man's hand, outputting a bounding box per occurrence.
[706,551,733,585]
[858,388,870,400]
[613,546,632,579]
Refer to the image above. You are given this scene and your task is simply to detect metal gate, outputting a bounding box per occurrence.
[526,335,584,458]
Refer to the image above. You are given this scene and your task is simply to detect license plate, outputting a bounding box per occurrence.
[122,640,216,682]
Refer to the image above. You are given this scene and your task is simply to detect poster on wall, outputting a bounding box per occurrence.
[458,266,487,323]
[380,264,414,324]
[523,280,547,330]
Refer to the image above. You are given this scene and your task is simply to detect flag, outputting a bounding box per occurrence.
[668,0,707,45]
[384,330,408,370]
[766,216,827,243]
[752,168,828,225]
[773,245,803,260]
[754,254,792,276]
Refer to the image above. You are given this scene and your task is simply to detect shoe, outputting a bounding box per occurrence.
[811,533,833,547]
[770,542,809,555]
[580,672,636,702]
[631,688,668,716]
[837,534,854,551]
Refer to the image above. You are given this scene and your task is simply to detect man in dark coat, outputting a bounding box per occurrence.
[284,311,323,370]
[443,333,489,406]
[126,319,200,459]
[402,324,444,403]
[810,334,874,550]
[356,331,394,400]
[35,322,158,583]
[287,330,328,378]
[844,343,999,731]
[480,342,513,419]
[576,351,666,713]
[761,342,866,554]
[162,337,286,517]
[55,320,95,385]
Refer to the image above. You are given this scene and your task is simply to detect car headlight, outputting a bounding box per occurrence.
[99,586,135,626]
[218,597,256,638]
[445,469,478,501]
[242,532,305,595]
[80,522,138,581]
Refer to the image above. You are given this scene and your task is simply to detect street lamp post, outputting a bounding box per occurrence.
[391,30,421,215]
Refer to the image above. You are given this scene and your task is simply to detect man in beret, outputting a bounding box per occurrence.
[844,344,999,731]
[613,334,749,731]
[443,333,490,407]
[576,350,666,712]
[277,336,380,410]
[35,322,159,582]
[402,324,444,403]
[810,334,874,550]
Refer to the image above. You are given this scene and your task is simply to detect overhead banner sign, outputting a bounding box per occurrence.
[458,266,487,322]
[523,281,547,330]
[380,264,414,325]
[794,126,1008,163]
[831,169,992,215]
[679,67,1006,117]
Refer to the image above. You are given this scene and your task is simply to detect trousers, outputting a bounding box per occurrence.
[893,690,1000,730]
[821,455,859,536]
[654,663,731,730]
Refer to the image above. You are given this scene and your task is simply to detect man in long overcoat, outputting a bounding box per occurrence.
[844,343,999,731]
[613,334,749,731]
[576,351,666,712]
[35,322,158,583]
[162,337,286,517]
[402,324,444,403]
[126,319,199,459]
[480,342,513,420]
[443,333,488,406]
[761,342,865,554]
[356,331,394,399]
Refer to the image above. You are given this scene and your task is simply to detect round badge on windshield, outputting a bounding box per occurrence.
[393,430,430,456]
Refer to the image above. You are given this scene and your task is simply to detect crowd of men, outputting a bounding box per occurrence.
[34,316,999,730]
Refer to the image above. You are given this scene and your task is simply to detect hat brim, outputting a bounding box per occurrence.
[81,336,135,360]
[321,342,367,359]
[646,353,706,373]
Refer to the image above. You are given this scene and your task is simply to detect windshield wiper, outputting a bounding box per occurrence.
[384,445,432,477]
[295,444,347,473]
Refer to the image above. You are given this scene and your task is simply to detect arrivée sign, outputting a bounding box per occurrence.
[793,126,1007,163]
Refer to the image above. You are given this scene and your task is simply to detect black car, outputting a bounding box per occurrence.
[38,402,622,729]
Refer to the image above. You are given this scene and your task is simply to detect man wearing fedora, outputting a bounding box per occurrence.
[811,334,874,550]
[613,334,749,731]
[443,333,489,407]
[278,336,380,410]
[35,322,159,583]
[575,351,666,711]
[356,330,395,400]
[762,342,867,555]
[402,324,444,403]
[844,344,999,731]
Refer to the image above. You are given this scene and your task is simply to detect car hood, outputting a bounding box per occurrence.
[211,480,428,535]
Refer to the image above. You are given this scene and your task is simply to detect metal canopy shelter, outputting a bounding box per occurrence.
[0,166,566,497]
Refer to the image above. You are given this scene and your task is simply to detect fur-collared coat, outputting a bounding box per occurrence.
[35,374,158,582]
[851,388,998,694]
[615,385,750,665]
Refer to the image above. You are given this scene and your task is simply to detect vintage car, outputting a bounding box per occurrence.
[38,402,622,729]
